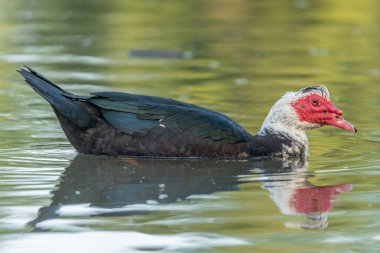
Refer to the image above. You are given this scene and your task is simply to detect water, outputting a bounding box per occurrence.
[0,0,379,252]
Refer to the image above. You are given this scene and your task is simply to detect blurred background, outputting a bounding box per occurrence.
[0,0,379,252]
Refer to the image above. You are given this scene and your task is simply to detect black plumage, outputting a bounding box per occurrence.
[17,66,302,157]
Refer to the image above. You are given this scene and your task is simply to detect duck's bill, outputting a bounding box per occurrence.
[325,116,357,133]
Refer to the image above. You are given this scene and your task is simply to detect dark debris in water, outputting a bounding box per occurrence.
[129,49,192,59]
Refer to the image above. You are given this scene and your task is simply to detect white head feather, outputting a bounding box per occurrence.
[258,85,331,138]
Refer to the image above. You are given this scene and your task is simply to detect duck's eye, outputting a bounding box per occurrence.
[312,99,319,105]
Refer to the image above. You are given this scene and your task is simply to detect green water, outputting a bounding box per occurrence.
[0,0,379,252]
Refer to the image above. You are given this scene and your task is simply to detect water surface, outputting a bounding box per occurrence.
[0,0,379,252]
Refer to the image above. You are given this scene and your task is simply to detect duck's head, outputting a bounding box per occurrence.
[259,85,356,135]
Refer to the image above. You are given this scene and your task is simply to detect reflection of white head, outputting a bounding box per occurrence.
[260,158,352,229]
[261,160,309,215]
[260,159,330,229]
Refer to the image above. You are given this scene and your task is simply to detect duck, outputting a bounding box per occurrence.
[17,66,356,158]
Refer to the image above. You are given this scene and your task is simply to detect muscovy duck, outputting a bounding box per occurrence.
[17,66,356,157]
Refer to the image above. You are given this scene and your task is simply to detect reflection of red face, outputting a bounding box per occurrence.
[291,184,352,214]
[291,94,356,132]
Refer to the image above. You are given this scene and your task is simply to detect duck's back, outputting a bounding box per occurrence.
[77,91,253,157]
[18,66,253,157]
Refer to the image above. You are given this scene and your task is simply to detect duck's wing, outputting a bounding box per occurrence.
[88,92,252,144]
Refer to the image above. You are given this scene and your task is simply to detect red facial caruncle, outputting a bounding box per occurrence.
[291,93,357,132]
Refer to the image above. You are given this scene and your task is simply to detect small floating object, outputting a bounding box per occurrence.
[129,49,192,59]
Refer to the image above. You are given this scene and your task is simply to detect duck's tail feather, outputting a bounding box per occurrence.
[17,66,95,128]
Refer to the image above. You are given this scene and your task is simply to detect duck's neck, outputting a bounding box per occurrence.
[249,125,309,157]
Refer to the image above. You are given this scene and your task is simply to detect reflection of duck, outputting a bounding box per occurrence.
[30,155,351,230]
[256,159,352,229]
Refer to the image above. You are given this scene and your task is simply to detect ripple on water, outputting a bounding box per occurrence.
[0,231,248,253]
[323,235,358,243]
[364,130,380,143]
[0,54,111,65]
[49,70,161,82]
[55,202,233,218]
